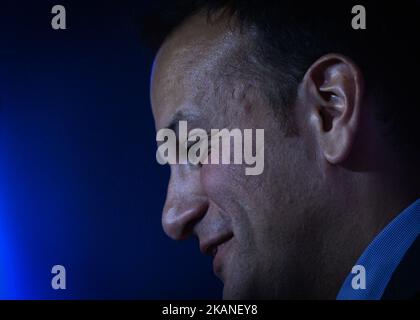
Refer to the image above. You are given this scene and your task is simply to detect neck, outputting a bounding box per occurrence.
[316,167,419,299]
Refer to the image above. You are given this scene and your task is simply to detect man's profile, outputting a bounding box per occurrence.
[141,0,419,299]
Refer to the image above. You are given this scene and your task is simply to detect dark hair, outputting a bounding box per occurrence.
[139,1,419,158]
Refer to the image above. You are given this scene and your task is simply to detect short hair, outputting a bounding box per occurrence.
[139,1,420,159]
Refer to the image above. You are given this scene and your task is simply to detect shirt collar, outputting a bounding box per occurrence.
[337,199,420,300]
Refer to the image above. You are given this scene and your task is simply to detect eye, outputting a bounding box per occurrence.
[186,133,211,168]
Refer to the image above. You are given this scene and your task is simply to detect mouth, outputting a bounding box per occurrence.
[200,232,234,278]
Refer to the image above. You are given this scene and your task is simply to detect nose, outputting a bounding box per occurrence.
[162,167,208,240]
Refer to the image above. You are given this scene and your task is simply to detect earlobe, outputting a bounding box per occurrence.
[302,54,364,164]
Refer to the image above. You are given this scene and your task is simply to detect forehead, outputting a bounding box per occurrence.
[150,13,241,130]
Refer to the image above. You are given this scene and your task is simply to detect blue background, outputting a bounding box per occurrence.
[0,0,221,299]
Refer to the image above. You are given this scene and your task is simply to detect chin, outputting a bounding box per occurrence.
[222,277,257,300]
[222,287,244,300]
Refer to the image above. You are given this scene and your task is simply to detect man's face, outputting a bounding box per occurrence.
[150,14,329,299]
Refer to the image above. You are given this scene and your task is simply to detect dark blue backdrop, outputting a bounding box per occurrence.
[0,0,221,299]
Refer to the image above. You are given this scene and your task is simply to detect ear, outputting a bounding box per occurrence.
[301,54,364,164]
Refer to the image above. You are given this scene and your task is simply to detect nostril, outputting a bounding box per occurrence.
[162,201,208,240]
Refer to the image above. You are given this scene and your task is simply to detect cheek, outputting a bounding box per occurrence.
[200,163,250,205]
[200,163,265,235]
[202,164,260,260]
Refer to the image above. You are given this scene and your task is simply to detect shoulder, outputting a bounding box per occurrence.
[382,236,420,300]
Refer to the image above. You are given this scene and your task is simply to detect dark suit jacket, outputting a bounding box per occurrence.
[382,236,420,299]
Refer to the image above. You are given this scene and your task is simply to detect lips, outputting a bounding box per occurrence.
[199,232,233,278]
